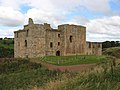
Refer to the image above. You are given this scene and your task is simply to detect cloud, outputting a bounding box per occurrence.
[25,8,65,27]
[80,0,111,13]
[0,0,120,42]
[0,6,24,26]
[0,28,18,38]
[86,16,120,41]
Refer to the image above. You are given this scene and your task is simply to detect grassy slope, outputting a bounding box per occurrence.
[1,57,120,90]
[103,47,120,58]
[0,59,64,90]
[42,55,108,66]
[39,60,120,90]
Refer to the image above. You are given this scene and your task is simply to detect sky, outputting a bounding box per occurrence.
[0,0,120,42]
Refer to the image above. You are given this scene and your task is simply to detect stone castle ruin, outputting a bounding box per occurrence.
[14,18,102,58]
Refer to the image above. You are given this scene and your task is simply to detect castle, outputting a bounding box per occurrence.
[14,18,102,58]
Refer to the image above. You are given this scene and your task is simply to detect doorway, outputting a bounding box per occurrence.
[56,51,60,56]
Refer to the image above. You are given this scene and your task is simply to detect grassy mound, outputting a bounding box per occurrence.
[103,47,120,58]
[0,59,65,90]
[42,55,108,66]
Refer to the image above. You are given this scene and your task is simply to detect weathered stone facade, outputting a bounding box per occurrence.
[14,18,102,58]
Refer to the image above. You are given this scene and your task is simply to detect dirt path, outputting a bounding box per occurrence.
[30,59,96,72]
[115,58,120,63]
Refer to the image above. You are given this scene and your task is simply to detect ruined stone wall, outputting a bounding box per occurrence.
[14,24,47,58]
[45,30,62,56]
[58,24,86,56]
[86,42,102,55]
[14,18,102,58]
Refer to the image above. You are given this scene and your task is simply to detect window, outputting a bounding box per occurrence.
[58,34,60,38]
[98,44,101,48]
[89,43,91,48]
[70,35,73,43]
[50,42,53,48]
[25,40,27,47]
[58,42,60,46]
[26,30,29,37]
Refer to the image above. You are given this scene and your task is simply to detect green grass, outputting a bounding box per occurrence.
[40,60,120,90]
[0,59,64,90]
[42,55,108,66]
[0,39,14,49]
[1,57,120,90]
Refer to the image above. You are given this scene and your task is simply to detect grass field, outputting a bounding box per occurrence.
[0,59,64,90]
[103,47,120,58]
[0,39,14,49]
[1,57,120,90]
[42,55,108,66]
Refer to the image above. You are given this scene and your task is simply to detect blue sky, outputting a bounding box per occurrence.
[0,0,120,41]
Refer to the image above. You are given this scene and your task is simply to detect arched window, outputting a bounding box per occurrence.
[56,51,60,56]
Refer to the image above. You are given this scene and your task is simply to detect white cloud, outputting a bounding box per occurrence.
[86,16,120,41]
[81,0,111,13]
[0,28,19,38]
[0,0,120,42]
[0,6,24,26]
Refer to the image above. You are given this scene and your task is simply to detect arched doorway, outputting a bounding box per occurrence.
[56,51,60,56]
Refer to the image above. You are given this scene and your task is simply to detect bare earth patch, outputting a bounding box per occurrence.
[30,59,96,72]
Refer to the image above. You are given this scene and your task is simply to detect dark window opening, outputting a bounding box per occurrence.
[58,34,60,38]
[56,51,60,56]
[70,35,73,43]
[98,44,101,48]
[26,30,29,37]
[25,40,27,47]
[58,42,60,46]
[89,43,91,48]
[50,42,53,48]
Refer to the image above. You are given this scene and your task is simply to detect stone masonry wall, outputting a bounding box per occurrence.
[14,18,102,58]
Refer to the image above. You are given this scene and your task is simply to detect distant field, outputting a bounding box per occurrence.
[42,55,108,66]
[0,39,14,58]
[103,47,120,58]
[0,39,14,49]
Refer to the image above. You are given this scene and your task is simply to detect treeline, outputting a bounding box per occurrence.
[0,47,14,58]
[102,41,120,48]
[0,38,14,58]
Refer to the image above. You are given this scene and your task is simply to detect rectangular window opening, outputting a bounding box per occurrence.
[26,30,29,37]
[58,34,60,38]
[25,40,27,47]
[58,42,60,46]
[70,35,73,43]
[50,42,53,48]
